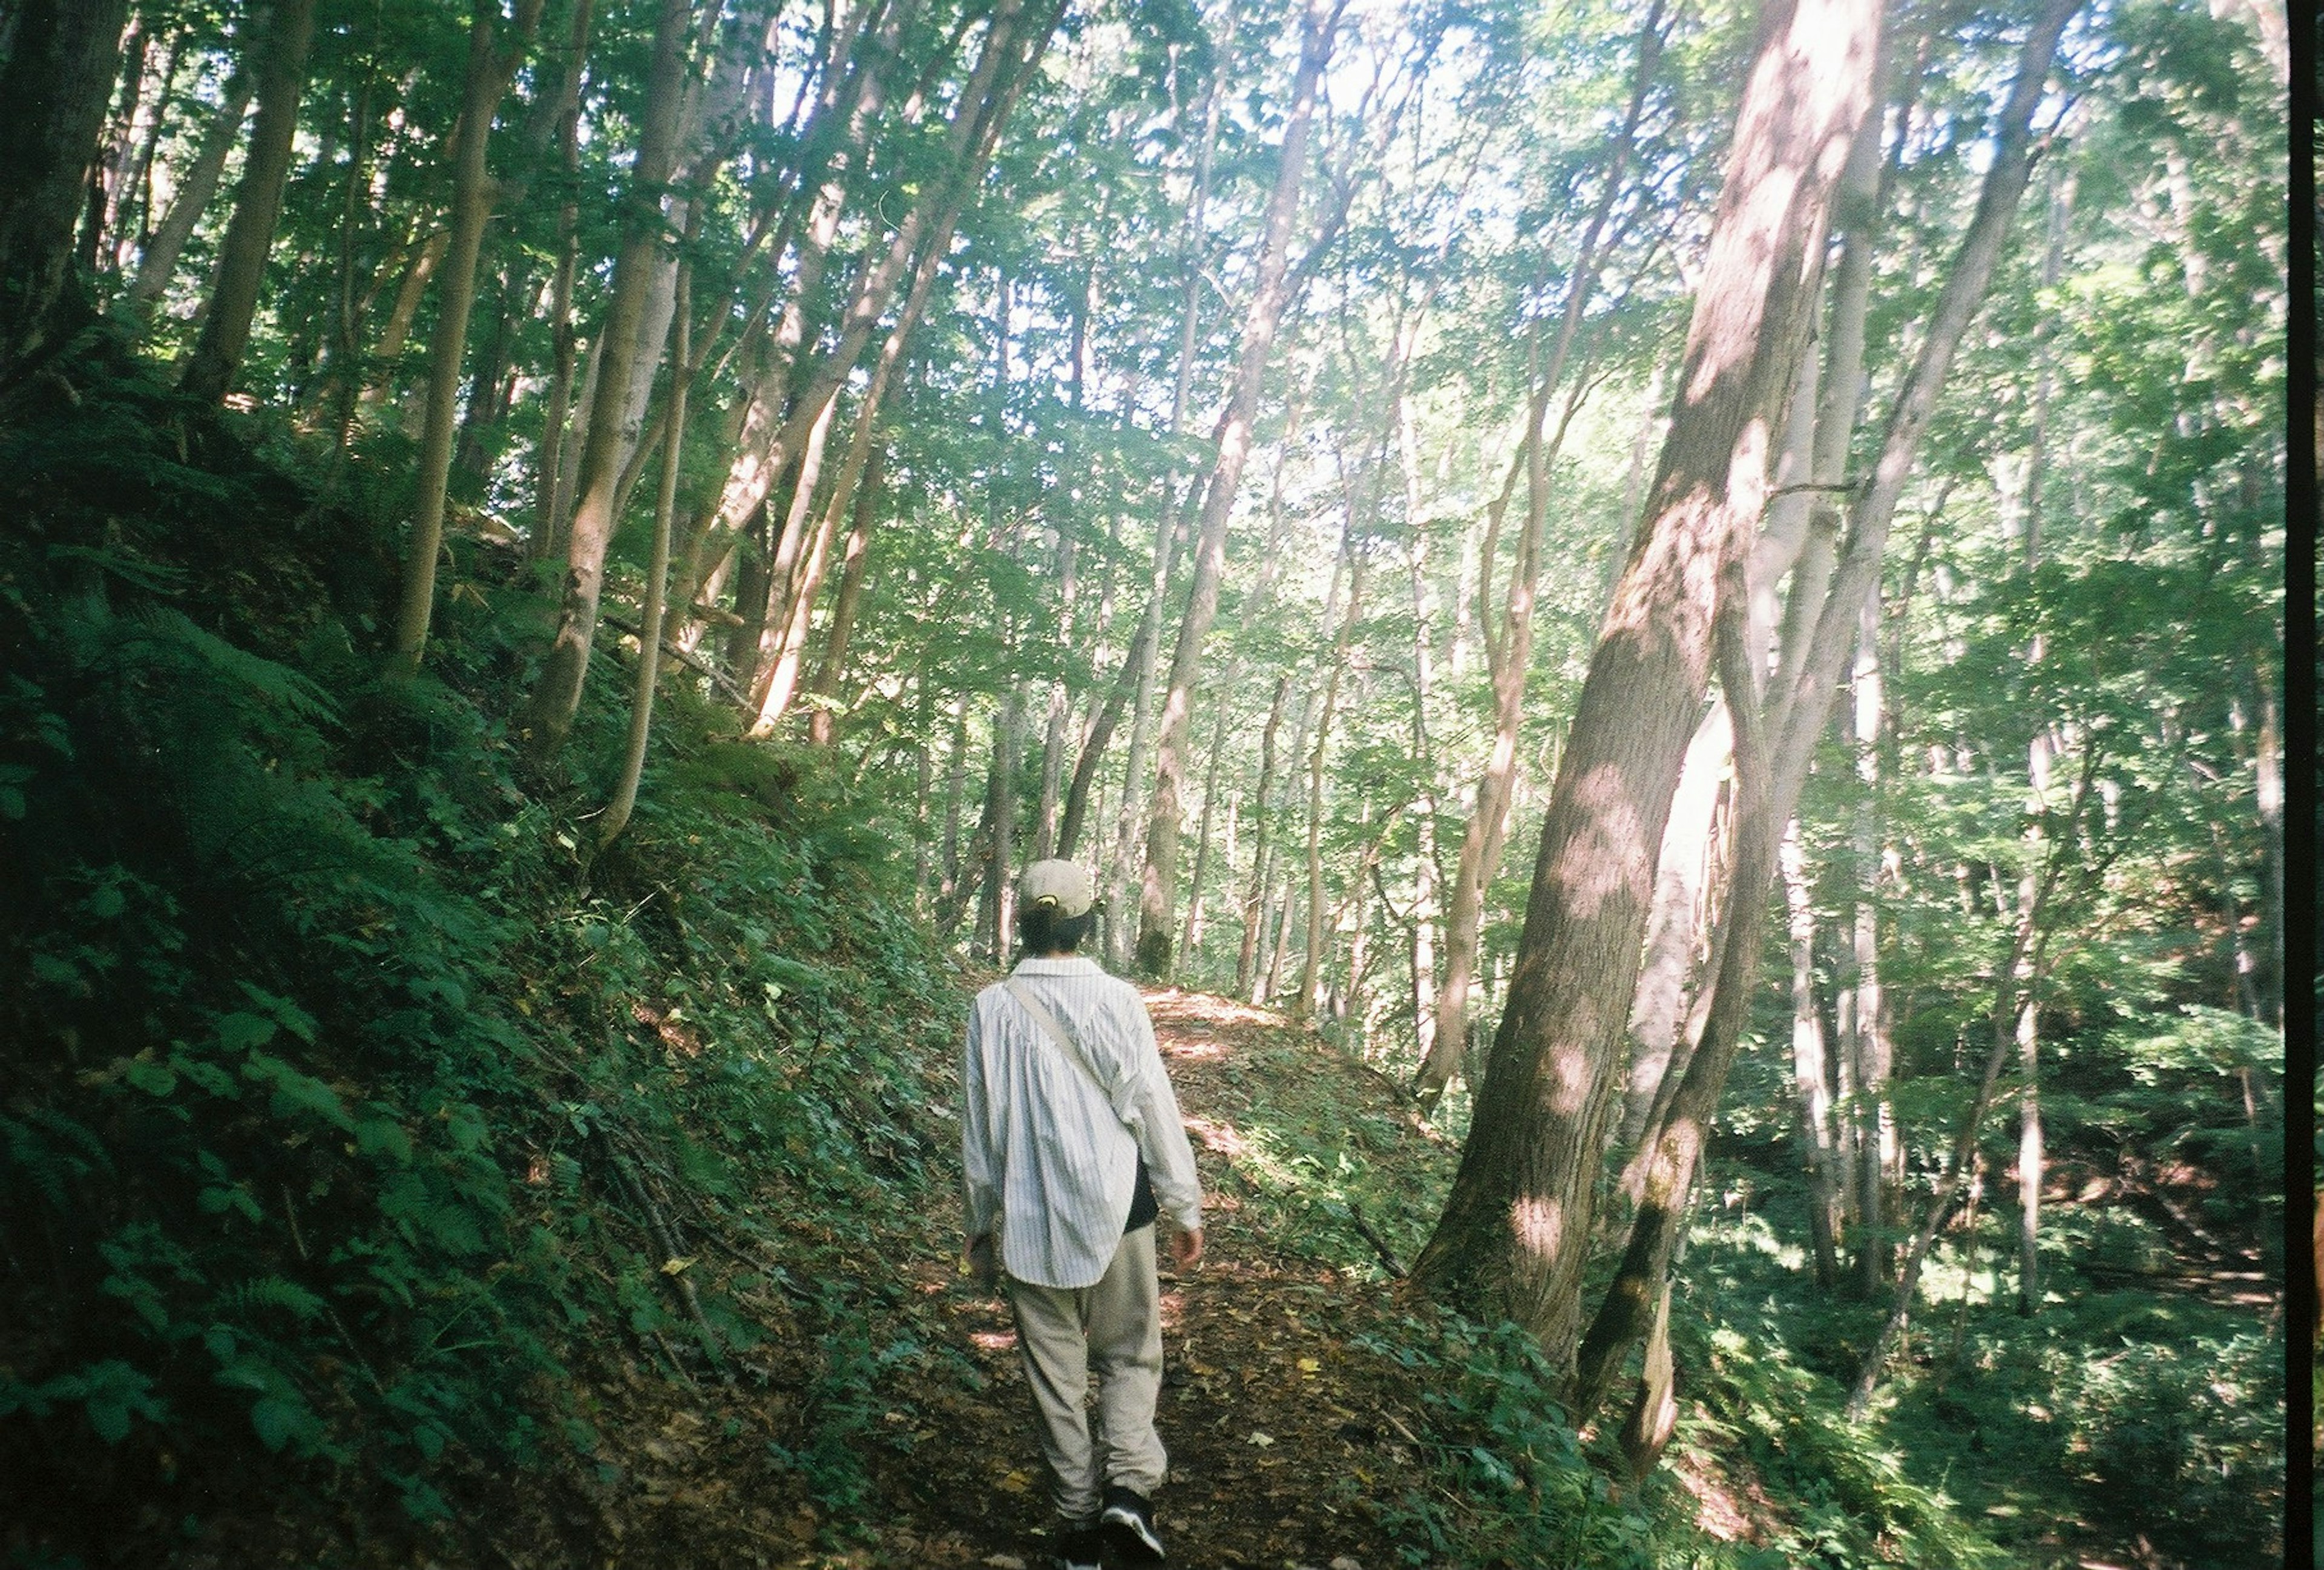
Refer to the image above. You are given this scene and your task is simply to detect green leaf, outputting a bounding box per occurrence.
[216,1013,278,1053]
[123,1056,178,1097]
[250,1395,308,1453]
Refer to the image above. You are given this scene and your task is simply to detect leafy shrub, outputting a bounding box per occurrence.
[2053,1329,2282,1565]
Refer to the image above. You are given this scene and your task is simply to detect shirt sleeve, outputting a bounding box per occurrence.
[1122,994,1204,1232]
[959,995,1000,1240]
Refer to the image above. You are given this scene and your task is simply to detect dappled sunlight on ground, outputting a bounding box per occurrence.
[853,988,1446,1568]
[1181,1111,1255,1159]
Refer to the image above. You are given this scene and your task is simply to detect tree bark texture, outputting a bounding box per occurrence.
[1406,0,1879,1356]
[1572,0,2079,1419]
[0,0,134,366]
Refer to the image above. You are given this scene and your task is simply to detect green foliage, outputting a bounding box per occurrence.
[1362,1316,1671,1570]
[2050,1329,2280,1565]
[0,344,962,1559]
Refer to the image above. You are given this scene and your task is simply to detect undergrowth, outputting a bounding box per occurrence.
[0,336,960,1564]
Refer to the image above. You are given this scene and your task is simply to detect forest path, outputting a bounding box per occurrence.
[856,989,1430,1570]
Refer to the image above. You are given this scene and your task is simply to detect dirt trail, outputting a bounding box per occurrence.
[860,990,1430,1570]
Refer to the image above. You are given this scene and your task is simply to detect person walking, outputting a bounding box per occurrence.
[961,859,1206,1569]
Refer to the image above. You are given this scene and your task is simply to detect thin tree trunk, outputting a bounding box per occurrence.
[701,0,1060,572]
[126,67,255,318]
[80,18,146,285]
[597,258,692,855]
[804,441,884,746]
[1417,7,1663,1102]
[1851,594,1899,1290]
[180,0,320,404]
[1134,0,1343,977]
[392,0,544,676]
[1105,499,1190,969]
[1178,692,1235,973]
[519,0,700,762]
[1298,537,1364,1018]
[528,0,595,558]
[937,694,973,913]
[975,689,1028,962]
[1235,676,1292,997]
[1782,824,1843,1287]
[1407,0,1879,1354]
[111,31,186,275]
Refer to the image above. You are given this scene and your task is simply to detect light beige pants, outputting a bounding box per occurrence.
[1004,1226,1166,1523]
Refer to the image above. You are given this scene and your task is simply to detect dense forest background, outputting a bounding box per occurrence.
[0,0,2290,1565]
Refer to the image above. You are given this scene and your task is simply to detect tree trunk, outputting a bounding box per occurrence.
[1298,536,1364,1018]
[804,441,885,746]
[1618,703,1731,1144]
[596,258,692,855]
[1178,692,1235,972]
[1782,824,1844,1287]
[1134,0,1342,977]
[111,31,185,275]
[519,0,698,762]
[1417,5,1663,1102]
[1105,499,1190,969]
[179,0,320,404]
[127,68,256,319]
[1235,676,1292,997]
[700,0,1060,574]
[79,18,146,287]
[975,689,1028,962]
[1406,0,1880,1355]
[1574,0,2081,1419]
[392,0,544,676]
[937,694,972,914]
[0,0,134,366]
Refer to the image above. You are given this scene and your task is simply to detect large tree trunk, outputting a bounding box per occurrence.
[1405,0,1879,1355]
[392,0,545,677]
[179,0,320,405]
[0,0,134,367]
[1571,0,2081,1420]
[1133,0,1342,977]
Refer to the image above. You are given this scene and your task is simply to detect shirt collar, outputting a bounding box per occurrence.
[1012,956,1101,975]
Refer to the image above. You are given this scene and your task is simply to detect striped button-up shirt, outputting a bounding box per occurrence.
[960,957,1204,1289]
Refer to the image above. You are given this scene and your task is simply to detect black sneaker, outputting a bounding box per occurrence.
[1055,1522,1106,1570]
[1100,1483,1166,1562]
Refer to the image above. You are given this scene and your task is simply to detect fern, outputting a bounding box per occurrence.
[219,1276,327,1325]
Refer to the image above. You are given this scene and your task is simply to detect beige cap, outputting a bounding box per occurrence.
[1018,859,1095,918]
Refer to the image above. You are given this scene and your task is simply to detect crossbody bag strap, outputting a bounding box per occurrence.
[1003,979,1132,1132]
